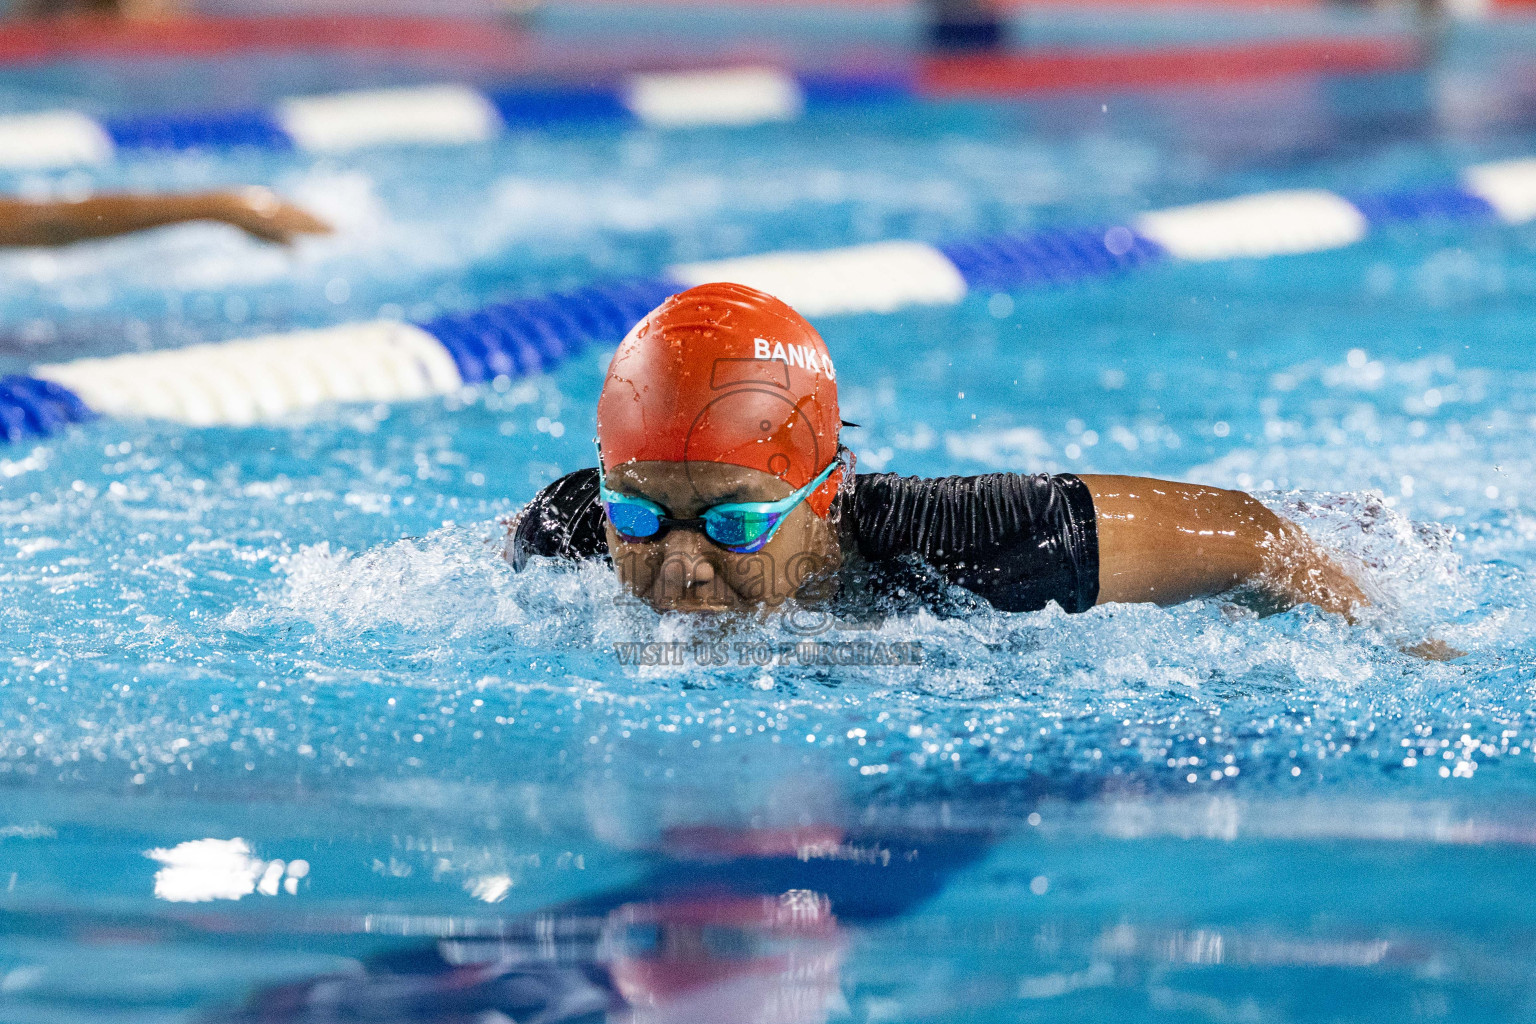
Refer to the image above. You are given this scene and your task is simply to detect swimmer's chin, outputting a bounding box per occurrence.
[637,586,801,616]
[658,597,742,613]
[639,586,758,614]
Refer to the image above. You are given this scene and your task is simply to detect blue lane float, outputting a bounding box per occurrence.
[422,279,681,386]
[12,157,1536,439]
[0,375,93,442]
[938,225,1167,292]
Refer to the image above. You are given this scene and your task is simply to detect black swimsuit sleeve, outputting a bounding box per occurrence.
[849,472,1099,613]
[507,467,610,571]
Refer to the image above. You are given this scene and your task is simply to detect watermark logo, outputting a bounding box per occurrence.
[683,355,823,496]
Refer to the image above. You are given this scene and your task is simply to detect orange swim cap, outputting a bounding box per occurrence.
[596,282,843,517]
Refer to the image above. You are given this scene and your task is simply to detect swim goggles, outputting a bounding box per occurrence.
[598,455,841,555]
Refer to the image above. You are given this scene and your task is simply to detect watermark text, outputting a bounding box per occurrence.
[612,639,923,667]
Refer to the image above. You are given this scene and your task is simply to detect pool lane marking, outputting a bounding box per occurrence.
[33,322,456,427]
[0,73,809,168]
[275,84,505,153]
[11,159,1536,435]
[0,34,1420,169]
[1133,190,1370,262]
[1462,158,1536,225]
[0,110,114,169]
[670,240,969,318]
[624,68,806,129]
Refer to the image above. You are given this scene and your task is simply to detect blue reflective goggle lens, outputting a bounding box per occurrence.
[604,501,663,540]
[702,509,783,553]
[605,498,784,553]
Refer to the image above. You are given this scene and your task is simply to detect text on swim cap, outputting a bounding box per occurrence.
[753,337,835,380]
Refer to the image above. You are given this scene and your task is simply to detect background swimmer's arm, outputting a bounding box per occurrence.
[18,0,182,16]
[0,189,331,246]
[1080,474,1367,616]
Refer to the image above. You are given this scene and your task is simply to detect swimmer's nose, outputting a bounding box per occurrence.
[667,539,720,589]
[654,529,726,602]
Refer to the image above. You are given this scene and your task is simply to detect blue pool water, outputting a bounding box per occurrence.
[7,18,1536,1022]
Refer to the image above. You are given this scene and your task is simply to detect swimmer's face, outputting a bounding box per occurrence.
[603,461,841,613]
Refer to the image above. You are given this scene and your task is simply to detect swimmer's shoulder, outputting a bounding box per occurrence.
[505,467,607,569]
[846,469,1088,560]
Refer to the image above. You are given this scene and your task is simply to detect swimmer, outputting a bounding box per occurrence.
[16,0,180,18]
[0,188,330,247]
[508,282,1368,620]
[928,0,1006,51]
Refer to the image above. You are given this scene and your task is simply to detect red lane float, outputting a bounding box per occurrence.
[0,15,527,66]
[0,14,1424,101]
[919,35,1424,96]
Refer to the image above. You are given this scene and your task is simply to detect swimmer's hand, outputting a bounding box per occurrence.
[213,188,333,245]
[1082,477,1469,658]
[1256,519,1370,620]
[1402,638,1466,661]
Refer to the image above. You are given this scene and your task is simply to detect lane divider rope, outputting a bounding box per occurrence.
[0,33,1421,169]
[0,70,886,168]
[6,158,1528,440]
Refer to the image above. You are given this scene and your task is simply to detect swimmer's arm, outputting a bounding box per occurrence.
[0,189,331,246]
[1079,474,1367,617]
[20,0,182,15]
[117,0,184,17]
